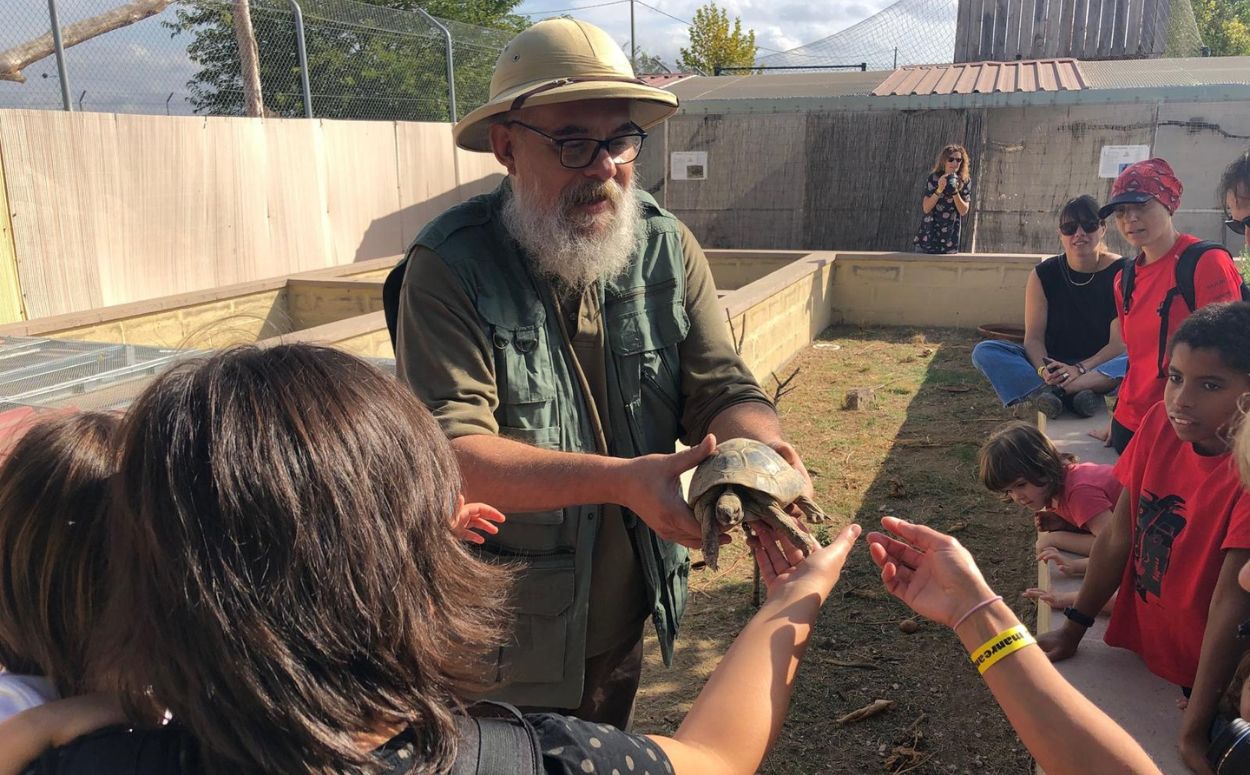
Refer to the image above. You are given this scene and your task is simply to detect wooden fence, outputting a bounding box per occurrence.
[0,110,503,321]
[955,0,1171,62]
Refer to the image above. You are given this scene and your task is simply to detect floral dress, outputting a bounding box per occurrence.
[912,173,971,254]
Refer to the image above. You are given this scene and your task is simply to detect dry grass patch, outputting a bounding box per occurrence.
[636,326,1038,774]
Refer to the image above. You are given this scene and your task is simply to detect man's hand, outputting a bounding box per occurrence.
[1036,622,1084,662]
[616,434,716,549]
[1178,726,1215,775]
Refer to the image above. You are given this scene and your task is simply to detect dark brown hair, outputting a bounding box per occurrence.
[104,344,512,774]
[931,143,971,184]
[1058,194,1112,257]
[0,411,118,698]
[1218,148,1250,206]
[978,421,1076,500]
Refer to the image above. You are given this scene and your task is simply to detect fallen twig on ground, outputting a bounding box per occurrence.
[835,698,894,725]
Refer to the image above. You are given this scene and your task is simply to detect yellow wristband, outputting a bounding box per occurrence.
[1036,365,1047,378]
[970,624,1036,675]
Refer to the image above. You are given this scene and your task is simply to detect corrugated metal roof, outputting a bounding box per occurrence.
[668,70,891,102]
[638,73,697,88]
[871,59,1086,97]
[664,55,1250,114]
[1080,56,1250,89]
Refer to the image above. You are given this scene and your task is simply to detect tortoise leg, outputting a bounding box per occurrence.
[745,492,820,556]
[793,494,829,524]
[695,488,723,571]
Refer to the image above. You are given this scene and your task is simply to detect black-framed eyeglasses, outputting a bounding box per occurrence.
[1225,215,1250,236]
[508,120,647,169]
[1059,219,1102,236]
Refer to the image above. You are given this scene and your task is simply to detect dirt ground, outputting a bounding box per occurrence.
[635,325,1041,774]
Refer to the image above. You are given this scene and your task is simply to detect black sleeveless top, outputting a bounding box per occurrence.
[1034,253,1125,364]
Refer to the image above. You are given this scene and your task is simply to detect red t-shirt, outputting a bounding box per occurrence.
[1053,462,1121,530]
[1105,402,1250,687]
[1112,234,1244,431]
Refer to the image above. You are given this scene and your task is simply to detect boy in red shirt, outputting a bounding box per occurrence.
[1038,302,1250,774]
[1097,158,1245,454]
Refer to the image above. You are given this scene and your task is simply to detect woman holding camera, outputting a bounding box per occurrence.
[913,144,972,254]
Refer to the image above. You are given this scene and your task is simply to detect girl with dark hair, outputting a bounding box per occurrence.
[14,344,860,775]
[972,195,1126,419]
[913,144,972,254]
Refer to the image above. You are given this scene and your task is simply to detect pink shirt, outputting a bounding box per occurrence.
[1053,462,1122,530]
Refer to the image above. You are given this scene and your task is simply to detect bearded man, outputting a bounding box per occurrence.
[394,18,813,727]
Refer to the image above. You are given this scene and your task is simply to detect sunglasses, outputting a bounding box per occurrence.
[947,157,963,164]
[1059,219,1102,236]
[1226,215,1250,236]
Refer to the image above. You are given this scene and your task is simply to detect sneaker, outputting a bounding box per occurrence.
[1032,390,1064,420]
[1070,389,1104,418]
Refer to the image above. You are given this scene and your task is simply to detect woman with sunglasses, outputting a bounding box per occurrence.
[972,195,1126,419]
[1221,149,1250,254]
[913,144,972,254]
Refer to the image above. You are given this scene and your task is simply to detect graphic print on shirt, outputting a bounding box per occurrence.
[1133,490,1187,601]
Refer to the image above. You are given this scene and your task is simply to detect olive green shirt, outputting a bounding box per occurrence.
[397,220,770,655]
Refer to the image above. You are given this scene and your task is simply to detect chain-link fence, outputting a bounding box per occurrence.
[0,0,515,120]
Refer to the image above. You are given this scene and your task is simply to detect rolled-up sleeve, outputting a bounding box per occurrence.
[395,246,499,439]
[676,222,772,445]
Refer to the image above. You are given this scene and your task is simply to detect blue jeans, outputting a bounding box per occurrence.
[971,340,1128,407]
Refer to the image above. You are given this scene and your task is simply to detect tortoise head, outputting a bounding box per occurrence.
[714,487,744,527]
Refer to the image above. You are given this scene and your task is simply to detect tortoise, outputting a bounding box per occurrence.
[687,437,828,570]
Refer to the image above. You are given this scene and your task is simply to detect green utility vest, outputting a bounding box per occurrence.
[412,182,691,708]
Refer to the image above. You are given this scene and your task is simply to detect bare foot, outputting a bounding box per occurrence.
[1088,424,1111,446]
[1177,697,1189,711]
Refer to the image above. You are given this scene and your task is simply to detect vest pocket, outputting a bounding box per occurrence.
[606,292,689,449]
[486,551,576,685]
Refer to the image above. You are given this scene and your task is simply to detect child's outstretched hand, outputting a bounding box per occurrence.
[1034,512,1069,533]
[867,516,995,629]
[1022,587,1075,610]
[452,497,505,544]
[1036,546,1086,576]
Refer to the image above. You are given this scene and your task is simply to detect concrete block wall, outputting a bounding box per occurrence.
[828,253,1038,328]
[287,279,386,331]
[647,100,1250,257]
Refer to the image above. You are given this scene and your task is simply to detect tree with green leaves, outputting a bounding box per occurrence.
[1192,0,1250,56]
[677,3,757,75]
[166,0,526,120]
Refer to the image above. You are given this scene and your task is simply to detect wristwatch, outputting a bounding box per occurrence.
[1062,606,1095,628]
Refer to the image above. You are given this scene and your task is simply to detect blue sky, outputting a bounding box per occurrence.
[513,0,891,67]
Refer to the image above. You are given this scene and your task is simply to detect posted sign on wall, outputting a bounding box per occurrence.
[1098,145,1151,178]
[671,151,707,180]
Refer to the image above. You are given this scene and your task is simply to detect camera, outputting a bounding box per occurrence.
[1208,717,1250,773]
[946,174,959,192]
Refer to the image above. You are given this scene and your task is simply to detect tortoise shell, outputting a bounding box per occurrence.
[687,438,806,506]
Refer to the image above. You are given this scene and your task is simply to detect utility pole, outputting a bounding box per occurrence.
[630,0,636,70]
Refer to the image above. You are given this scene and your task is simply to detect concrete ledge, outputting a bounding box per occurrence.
[829,252,1040,329]
[1039,410,1184,774]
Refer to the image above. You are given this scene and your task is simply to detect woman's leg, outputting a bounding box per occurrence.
[971,340,1044,407]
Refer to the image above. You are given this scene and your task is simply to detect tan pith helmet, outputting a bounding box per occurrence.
[453,18,680,153]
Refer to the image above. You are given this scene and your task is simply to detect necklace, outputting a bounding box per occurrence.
[1060,253,1104,287]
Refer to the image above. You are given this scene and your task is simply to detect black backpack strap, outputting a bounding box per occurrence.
[1120,257,1137,314]
[450,701,542,775]
[1151,241,1234,378]
[382,252,411,351]
[1173,240,1229,313]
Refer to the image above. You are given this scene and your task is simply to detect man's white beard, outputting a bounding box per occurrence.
[501,175,640,291]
